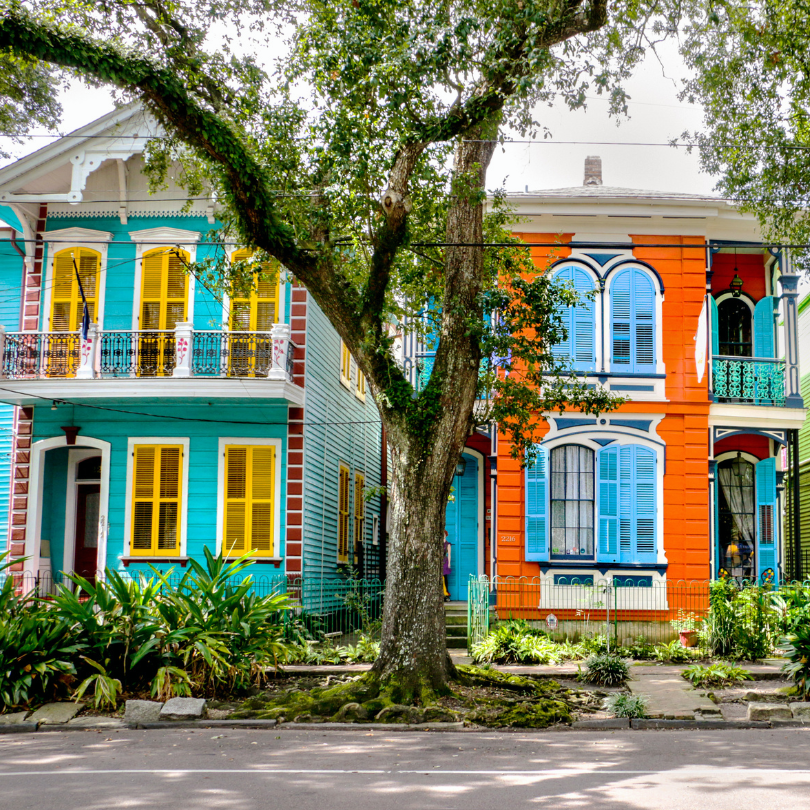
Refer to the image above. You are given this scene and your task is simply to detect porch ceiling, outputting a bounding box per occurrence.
[0,378,306,407]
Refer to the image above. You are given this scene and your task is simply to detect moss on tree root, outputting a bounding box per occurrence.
[232,666,579,728]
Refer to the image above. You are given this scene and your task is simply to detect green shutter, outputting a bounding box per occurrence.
[753,296,775,358]
[756,457,778,583]
[525,446,548,562]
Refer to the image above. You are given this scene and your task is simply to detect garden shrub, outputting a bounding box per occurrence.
[471,620,561,665]
[0,550,294,712]
[580,654,629,686]
[681,662,753,688]
[653,640,697,664]
[782,622,810,700]
[604,693,647,718]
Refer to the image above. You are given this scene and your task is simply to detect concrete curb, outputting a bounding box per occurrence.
[572,719,631,729]
[0,723,38,734]
[135,719,278,730]
[631,719,771,730]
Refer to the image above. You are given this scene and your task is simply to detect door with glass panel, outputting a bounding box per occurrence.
[717,456,756,580]
[550,445,595,560]
[139,248,188,376]
[228,250,279,376]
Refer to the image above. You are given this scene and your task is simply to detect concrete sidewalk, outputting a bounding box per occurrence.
[628,666,721,719]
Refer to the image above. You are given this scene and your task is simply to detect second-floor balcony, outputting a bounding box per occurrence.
[711,355,786,407]
[0,322,297,385]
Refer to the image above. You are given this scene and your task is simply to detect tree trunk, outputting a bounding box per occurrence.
[372,134,497,694]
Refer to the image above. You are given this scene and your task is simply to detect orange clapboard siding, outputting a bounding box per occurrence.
[496,235,711,595]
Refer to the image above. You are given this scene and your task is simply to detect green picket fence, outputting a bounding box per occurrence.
[467,574,810,650]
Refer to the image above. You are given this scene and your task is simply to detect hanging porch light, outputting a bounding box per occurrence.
[730,247,744,297]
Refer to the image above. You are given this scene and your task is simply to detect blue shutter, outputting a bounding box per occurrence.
[611,269,656,373]
[550,267,573,364]
[633,272,656,372]
[634,447,658,564]
[755,457,778,583]
[753,296,775,358]
[525,446,549,562]
[709,295,719,356]
[611,272,632,369]
[597,446,619,563]
[552,266,595,371]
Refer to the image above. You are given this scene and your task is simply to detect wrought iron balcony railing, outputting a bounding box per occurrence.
[711,355,786,406]
[0,323,297,383]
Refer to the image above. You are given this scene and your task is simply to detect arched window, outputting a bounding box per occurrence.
[610,268,656,373]
[551,265,596,372]
[51,247,101,331]
[717,298,752,357]
[550,445,595,559]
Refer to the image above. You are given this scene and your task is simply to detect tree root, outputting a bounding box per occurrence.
[230,665,592,728]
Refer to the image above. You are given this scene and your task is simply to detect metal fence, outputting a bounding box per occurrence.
[467,574,810,649]
[2,569,386,638]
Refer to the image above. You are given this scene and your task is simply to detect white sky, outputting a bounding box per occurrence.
[0,38,714,196]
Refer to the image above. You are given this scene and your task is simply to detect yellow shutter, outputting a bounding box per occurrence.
[353,472,365,562]
[50,247,100,332]
[338,464,350,563]
[140,248,188,330]
[229,249,280,332]
[223,445,276,556]
[356,370,366,400]
[340,341,352,387]
[130,444,183,556]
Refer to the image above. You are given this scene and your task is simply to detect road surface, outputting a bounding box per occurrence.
[1,727,809,809]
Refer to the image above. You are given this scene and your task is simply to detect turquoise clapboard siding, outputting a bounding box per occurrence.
[41,214,224,331]
[302,296,382,579]
[31,400,289,577]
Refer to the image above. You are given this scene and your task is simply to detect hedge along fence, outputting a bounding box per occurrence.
[468,575,810,649]
[4,570,386,639]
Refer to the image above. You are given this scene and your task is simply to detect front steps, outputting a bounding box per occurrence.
[445,602,468,650]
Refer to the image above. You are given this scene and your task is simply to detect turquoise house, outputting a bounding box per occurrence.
[0,105,383,591]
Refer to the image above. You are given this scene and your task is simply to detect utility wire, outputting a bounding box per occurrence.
[0,383,383,427]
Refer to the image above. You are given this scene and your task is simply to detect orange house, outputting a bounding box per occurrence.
[486,158,806,607]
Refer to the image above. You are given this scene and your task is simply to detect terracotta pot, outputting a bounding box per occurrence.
[679,629,697,648]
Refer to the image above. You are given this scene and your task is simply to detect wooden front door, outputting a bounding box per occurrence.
[74,483,101,582]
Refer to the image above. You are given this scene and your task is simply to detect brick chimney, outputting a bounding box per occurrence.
[584,155,602,186]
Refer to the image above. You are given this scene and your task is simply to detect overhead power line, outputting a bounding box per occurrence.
[0,383,383,427]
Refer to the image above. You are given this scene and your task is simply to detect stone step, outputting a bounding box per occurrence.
[446,625,467,637]
[446,636,468,649]
[445,615,467,626]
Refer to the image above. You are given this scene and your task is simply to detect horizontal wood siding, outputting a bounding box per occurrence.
[302,297,382,579]
[31,400,289,577]
[0,404,14,553]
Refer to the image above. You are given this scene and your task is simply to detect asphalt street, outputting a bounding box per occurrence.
[1,727,810,810]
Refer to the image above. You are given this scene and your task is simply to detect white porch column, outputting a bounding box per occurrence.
[76,322,98,379]
[172,322,194,378]
[268,323,291,381]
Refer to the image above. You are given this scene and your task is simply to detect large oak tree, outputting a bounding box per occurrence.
[0,0,667,696]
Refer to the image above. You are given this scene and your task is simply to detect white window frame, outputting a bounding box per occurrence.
[42,228,112,331]
[604,263,666,377]
[214,437,284,560]
[549,261,602,372]
[129,227,201,331]
[123,436,191,557]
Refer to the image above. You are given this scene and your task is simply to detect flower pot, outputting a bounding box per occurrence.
[679,629,697,648]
